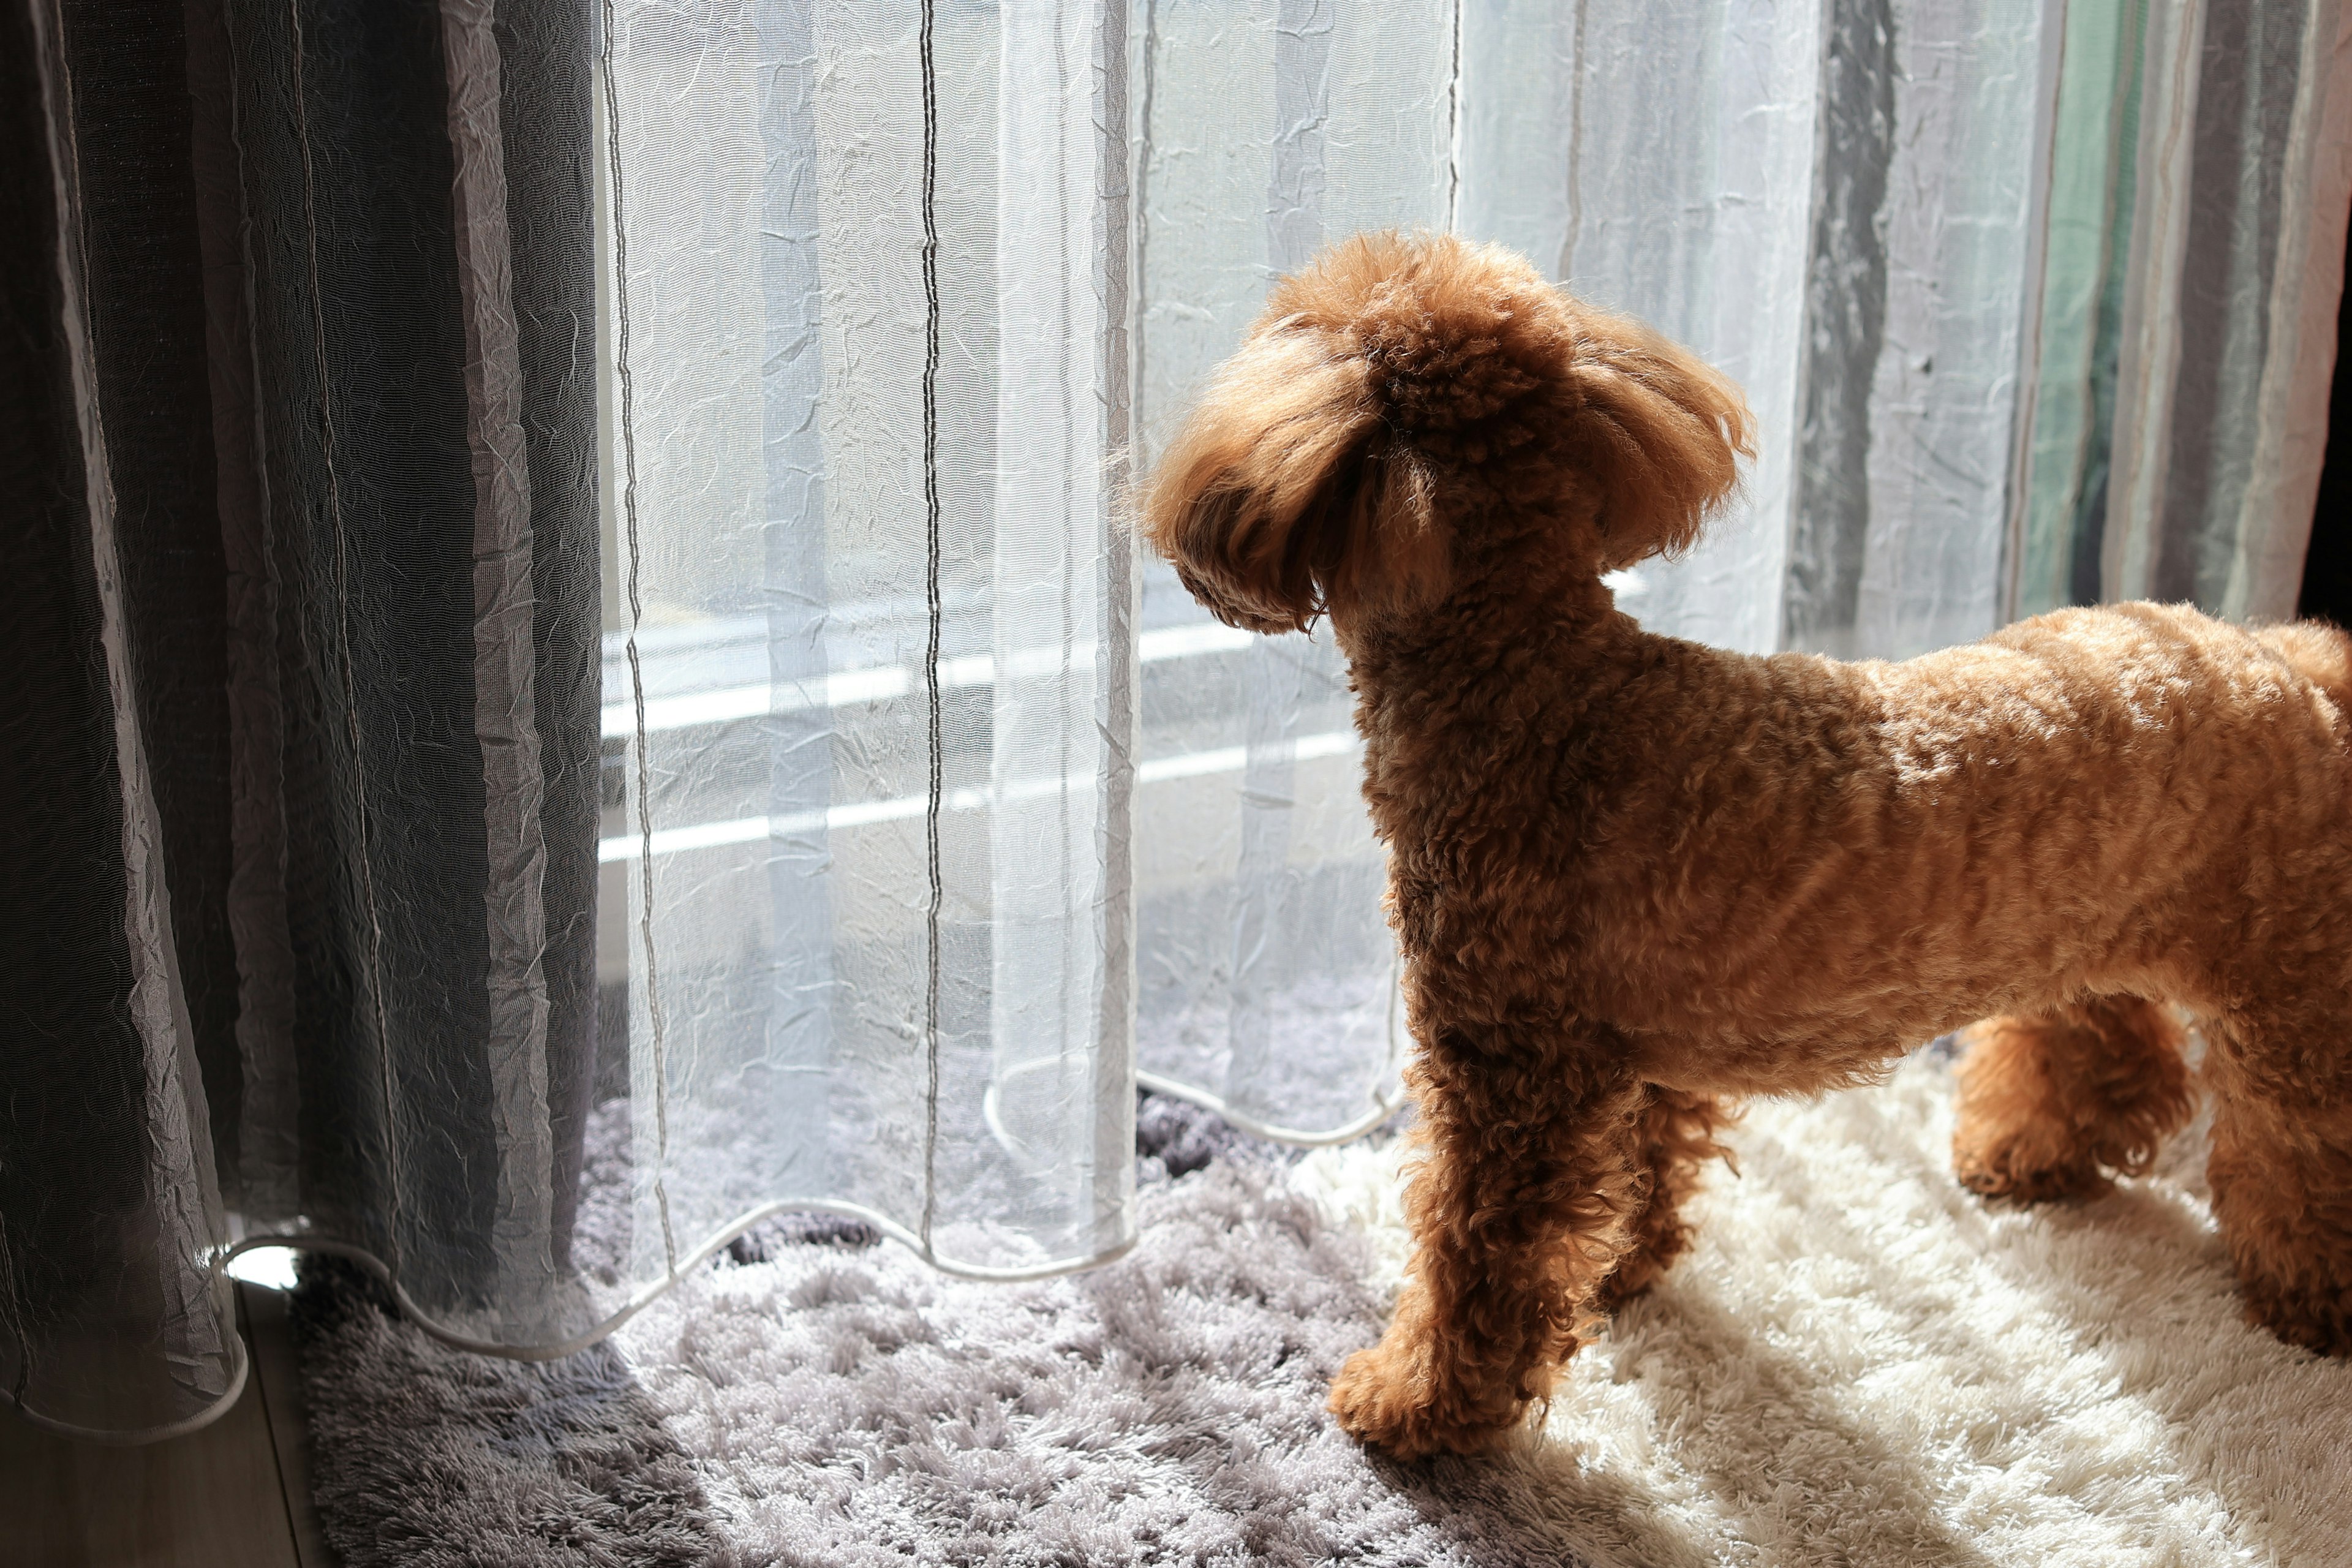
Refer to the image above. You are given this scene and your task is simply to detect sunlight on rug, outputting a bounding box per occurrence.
[1295,1055,2352,1567]
[296,1057,2352,1567]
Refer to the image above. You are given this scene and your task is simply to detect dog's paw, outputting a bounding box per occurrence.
[1951,1121,2110,1205]
[1326,1343,1523,1460]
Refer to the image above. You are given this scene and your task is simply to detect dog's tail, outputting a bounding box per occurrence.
[1139,230,1752,635]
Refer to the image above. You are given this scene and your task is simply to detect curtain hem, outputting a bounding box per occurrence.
[203,1201,1146,1370]
[1136,1071,1406,1148]
[0,1335,249,1448]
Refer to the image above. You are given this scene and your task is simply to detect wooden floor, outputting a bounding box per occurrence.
[1,1283,336,1568]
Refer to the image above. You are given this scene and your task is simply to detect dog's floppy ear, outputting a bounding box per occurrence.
[1552,307,1753,568]
[1139,314,1445,636]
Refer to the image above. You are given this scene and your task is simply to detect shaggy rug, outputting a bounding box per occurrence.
[292,1057,2352,1567]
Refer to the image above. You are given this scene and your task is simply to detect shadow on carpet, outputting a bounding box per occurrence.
[289,1093,1577,1568]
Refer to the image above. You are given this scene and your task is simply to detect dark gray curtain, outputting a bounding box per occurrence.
[1,0,598,1442]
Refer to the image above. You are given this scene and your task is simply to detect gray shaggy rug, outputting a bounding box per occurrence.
[293,1061,2352,1567]
[293,1095,1572,1568]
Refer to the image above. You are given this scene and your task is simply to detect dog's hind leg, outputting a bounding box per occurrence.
[1951,996,2195,1202]
[2204,1003,2352,1354]
[1596,1087,1737,1310]
[1327,1026,1652,1458]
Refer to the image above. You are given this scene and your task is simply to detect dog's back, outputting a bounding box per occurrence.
[2259,617,2352,715]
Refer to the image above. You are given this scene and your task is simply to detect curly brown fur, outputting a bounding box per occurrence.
[1325,1038,1652,1458]
[1597,1087,1739,1310]
[1141,232,2352,1458]
[1952,998,2194,1202]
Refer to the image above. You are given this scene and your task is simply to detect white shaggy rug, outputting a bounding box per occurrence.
[1299,1055,2352,1567]
[295,1057,2352,1567]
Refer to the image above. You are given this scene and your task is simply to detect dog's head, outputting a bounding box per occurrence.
[1139,232,1752,635]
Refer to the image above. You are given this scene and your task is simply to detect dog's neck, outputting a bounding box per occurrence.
[1335,559,1636,733]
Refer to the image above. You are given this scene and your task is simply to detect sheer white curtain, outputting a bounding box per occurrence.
[592,0,2352,1286]
[598,0,1132,1277]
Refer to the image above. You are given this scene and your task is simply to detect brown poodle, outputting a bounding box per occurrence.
[1139,231,2352,1460]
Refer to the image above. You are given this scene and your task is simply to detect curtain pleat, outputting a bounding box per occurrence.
[442,0,562,1318]
[61,0,244,1209]
[4,0,239,1441]
[497,0,605,1281]
[2015,0,2150,617]
[5,0,2349,1442]
[186,0,305,1226]
[221,0,605,1333]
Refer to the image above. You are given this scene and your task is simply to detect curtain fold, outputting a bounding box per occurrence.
[4,0,2348,1442]
[216,0,605,1340]
[5,0,242,1444]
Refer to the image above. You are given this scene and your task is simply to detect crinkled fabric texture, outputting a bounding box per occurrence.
[298,1068,2352,1566]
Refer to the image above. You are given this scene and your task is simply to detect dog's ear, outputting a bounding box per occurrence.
[1139,324,1444,635]
[1551,307,1753,568]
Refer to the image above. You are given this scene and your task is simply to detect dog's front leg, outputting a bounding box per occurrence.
[1328,1030,1651,1458]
